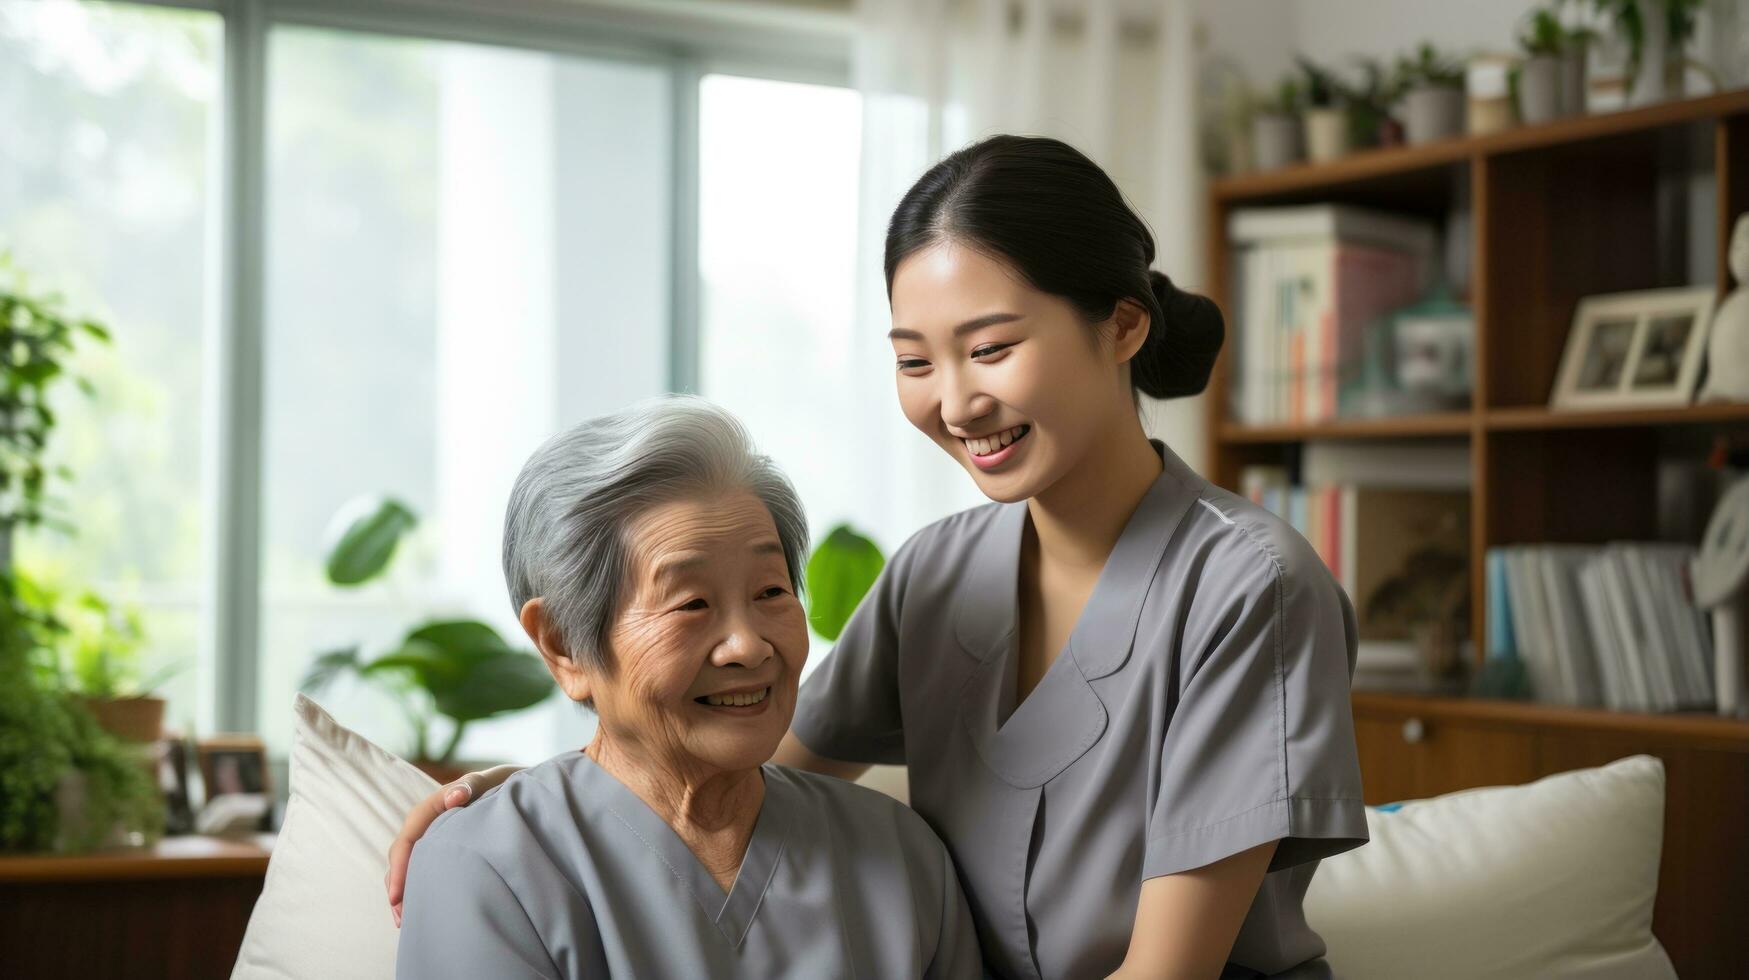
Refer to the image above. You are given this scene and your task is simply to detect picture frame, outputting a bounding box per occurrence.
[1550,287,1717,410]
[195,734,272,800]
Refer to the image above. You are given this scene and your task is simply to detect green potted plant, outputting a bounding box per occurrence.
[0,260,162,853]
[1348,56,1406,149]
[1394,42,1468,145]
[29,578,180,743]
[1251,76,1304,171]
[1296,56,1350,163]
[1519,5,1569,124]
[300,497,553,783]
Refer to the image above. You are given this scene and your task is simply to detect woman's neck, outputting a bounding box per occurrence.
[586,735,764,892]
[1027,412,1162,573]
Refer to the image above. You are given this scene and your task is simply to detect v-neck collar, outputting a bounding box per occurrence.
[566,752,789,948]
[950,440,1201,788]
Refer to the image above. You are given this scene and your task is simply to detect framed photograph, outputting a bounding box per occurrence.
[196,734,271,799]
[1550,287,1717,410]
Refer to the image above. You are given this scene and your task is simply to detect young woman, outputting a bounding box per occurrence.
[387,135,1367,979]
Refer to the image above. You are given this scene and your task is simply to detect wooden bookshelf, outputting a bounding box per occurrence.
[1205,90,1749,980]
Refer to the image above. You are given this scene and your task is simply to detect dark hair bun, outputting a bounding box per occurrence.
[1135,271,1223,399]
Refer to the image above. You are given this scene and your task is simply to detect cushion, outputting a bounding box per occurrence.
[232,695,438,979]
[1305,754,1675,980]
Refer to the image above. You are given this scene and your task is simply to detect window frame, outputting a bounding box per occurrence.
[92,0,851,733]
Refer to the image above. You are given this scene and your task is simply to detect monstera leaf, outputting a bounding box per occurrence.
[805,525,885,641]
[323,497,417,586]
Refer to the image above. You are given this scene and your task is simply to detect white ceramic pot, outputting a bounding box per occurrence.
[1404,85,1465,144]
[1303,107,1350,162]
[1251,112,1303,170]
[1519,55,1562,125]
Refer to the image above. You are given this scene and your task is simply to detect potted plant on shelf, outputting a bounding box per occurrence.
[1518,5,1569,124]
[1348,56,1405,149]
[1251,76,1304,171]
[30,579,180,743]
[1394,42,1468,145]
[1297,56,1350,163]
[0,259,162,853]
[300,497,553,783]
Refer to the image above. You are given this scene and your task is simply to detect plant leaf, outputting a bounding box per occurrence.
[300,646,361,692]
[403,619,511,663]
[324,497,417,586]
[432,651,554,722]
[805,525,886,641]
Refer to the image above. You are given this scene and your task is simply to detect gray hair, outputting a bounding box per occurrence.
[502,395,809,669]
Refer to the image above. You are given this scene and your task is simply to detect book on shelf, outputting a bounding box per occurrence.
[1490,543,1715,712]
[1227,204,1438,427]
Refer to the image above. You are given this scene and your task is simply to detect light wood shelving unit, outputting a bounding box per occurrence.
[1204,88,1749,980]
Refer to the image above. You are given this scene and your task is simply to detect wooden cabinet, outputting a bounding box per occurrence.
[0,835,271,979]
[1353,692,1749,980]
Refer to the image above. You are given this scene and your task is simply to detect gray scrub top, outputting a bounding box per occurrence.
[396,751,980,978]
[792,441,1369,980]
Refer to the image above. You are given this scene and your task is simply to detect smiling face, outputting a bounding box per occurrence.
[564,492,808,778]
[888,241,1147,503]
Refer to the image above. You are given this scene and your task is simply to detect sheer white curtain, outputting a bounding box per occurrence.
[848,0,1209,550]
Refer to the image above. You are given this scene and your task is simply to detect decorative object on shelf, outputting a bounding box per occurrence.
[1519,7,1568,123]
[1518,2,1596,122]
[1467,55,1518,136]
[1549,286,1717,410]
[1592,0,1718,105]
[1297,56,1350,162]
[299,497,554,778]
[1394,42,1467,144]
[194,734,272,834]
[1699,212,1749,403]
[1348,56,1405,148]
[1390,293,1475,411]
[1251,76,1304,170]
[1692,475,1749,717]
[1704,0,1749,88]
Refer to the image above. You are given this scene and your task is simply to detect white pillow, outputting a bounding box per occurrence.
[1305,754,1675,980]
[232,695,438,980]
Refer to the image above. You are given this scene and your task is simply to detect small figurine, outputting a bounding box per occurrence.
[1700,213,1749,402]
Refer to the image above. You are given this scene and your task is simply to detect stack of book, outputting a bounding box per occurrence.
[1488,544,1715,711]
[1227,205,1437,426]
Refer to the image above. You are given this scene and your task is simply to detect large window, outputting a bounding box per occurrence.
[1,0,861,764]
[257,27,673,757]
[697,73,865,548]
[0,0,219,726]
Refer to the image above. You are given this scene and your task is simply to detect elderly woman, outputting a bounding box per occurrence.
[395,397,979,978]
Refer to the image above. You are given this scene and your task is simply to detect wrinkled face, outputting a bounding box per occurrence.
[889,241,1137,503]
[587,492,807,776]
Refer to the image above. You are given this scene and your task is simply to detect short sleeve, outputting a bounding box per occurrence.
[1142,529,1369,880]
[790,534,920,765]
[396,837,561,980]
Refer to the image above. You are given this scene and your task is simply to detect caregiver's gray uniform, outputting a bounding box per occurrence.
[397,752,979,978]
[793,442,1368,980]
